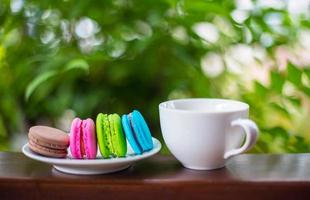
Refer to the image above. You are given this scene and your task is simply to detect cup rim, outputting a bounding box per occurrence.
[159,98,249,114]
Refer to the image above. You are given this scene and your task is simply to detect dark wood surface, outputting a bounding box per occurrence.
[0,152,310,200]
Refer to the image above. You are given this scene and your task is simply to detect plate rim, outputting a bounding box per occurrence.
[22,137,161,165]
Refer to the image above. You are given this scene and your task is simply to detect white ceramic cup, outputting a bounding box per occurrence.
[159,98,259,170]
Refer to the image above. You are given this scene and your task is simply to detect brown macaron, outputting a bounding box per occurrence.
[28,126,70,158]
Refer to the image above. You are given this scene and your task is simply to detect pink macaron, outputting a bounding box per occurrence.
[70,118,97,159]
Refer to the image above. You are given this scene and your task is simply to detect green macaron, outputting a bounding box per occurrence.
[96,113,112,158]
[108,114,127,157]
[96,113,127,158]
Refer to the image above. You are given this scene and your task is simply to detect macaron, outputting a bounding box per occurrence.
[28,126,69,158]
[122,110,153,155]
[70,118,97,159]
[96,113,127,158]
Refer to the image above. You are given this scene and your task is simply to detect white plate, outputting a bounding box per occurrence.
[22,137,161,175]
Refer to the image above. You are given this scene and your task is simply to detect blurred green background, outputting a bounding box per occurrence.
[0,0,310,153]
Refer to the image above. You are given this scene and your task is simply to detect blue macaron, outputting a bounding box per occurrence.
[121,114,142,155]
[121,110,153,154]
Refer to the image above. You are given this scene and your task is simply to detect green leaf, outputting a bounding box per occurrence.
[24,59,89,101]
[63,59,89,74]
[25,71,58,101]
[270,71,285,93]
[254,81,268,98]
[269,103,290,119]
[305,68,310,80]
[267,127,289,140]
[0,115,7,138]
[287,96,301,106]
[301,86,310,97]
[184,1,232,16]
[287,63,302,87]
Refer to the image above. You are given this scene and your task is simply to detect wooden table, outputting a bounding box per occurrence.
[0,152,309,200]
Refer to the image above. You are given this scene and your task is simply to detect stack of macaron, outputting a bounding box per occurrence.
[28,110,154,159]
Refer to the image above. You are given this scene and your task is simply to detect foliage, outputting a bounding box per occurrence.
[0,0,309,152]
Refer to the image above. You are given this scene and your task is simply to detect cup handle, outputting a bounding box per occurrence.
[224,119,259,160]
